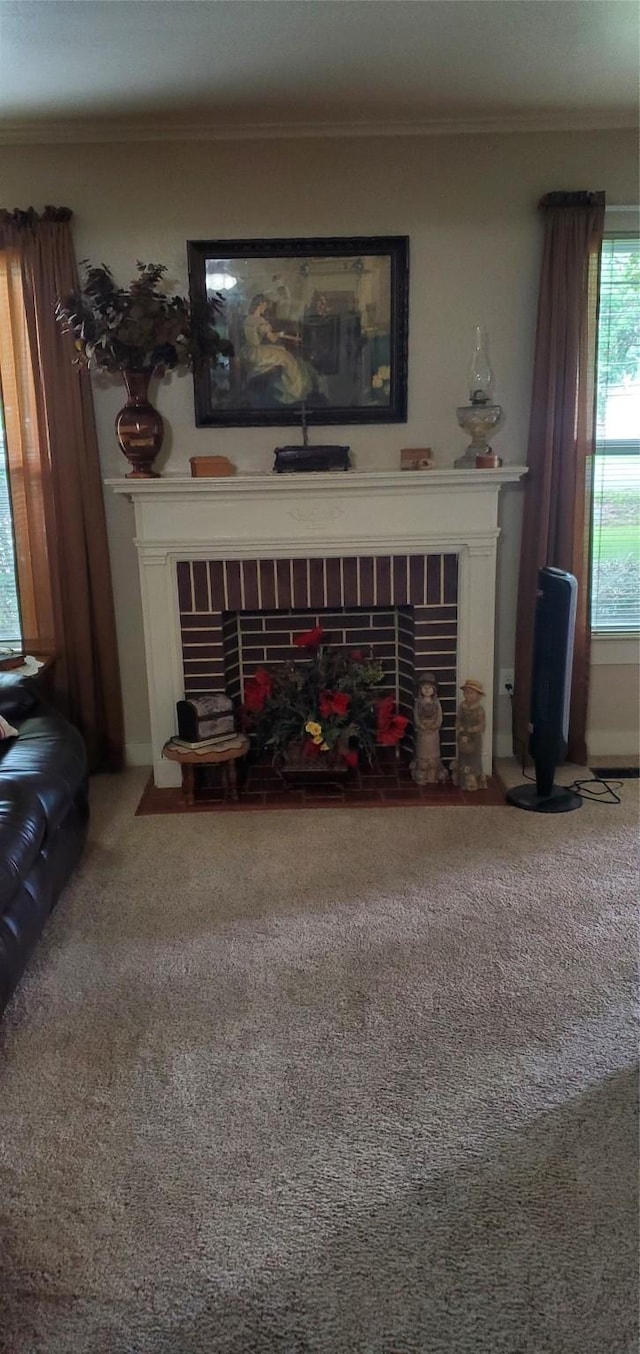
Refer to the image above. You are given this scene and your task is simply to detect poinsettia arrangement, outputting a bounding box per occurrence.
[243,625,409,768]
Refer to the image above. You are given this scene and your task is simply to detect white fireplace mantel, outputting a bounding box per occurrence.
[108,468,527,786]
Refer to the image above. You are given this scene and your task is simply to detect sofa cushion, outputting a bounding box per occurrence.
[0,784,46,911]
[0,712,87,837]
[0,674,39,722]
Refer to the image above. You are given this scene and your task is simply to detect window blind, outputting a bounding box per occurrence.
[0,409,22,645]
[591,236,640,632]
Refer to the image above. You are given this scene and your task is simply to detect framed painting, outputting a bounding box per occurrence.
[187,235,409,427]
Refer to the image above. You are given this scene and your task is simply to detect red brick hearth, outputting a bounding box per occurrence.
[136,754,505,816]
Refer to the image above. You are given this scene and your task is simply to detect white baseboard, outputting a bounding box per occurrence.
[494,733,514,759]
[125,741,153,767]
[496,731,639,761]
[586,730,640,759]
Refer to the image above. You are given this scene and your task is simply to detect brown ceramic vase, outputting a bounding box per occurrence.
[115,369,164,478]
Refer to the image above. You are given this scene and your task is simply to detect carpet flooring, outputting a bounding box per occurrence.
[0,770,638,1354]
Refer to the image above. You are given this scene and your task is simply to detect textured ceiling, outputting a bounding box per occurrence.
[0,0,638,139]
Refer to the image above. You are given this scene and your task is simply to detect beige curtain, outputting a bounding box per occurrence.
[513,191,605,768]
[0,207,124,770]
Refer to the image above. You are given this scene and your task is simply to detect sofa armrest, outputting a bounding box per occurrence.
[0,675,40,723]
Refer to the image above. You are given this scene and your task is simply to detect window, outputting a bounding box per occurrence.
[591,234,640,632]
[0,393,22,645]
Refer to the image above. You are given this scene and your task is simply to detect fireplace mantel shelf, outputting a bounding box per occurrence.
[108,465,527,785]
[108,466,527,499]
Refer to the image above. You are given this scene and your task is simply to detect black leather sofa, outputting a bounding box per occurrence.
[0,673,88,1015]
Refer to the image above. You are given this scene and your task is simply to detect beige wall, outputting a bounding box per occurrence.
[588,639,640,760]
[0,130,637,762]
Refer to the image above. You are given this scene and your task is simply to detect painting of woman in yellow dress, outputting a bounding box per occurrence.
[188,236,408,426]
[242,295,316,406]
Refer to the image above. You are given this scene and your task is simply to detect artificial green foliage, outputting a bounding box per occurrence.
[56,261,233,374]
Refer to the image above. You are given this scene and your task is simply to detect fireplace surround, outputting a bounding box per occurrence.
[108,467,526,787]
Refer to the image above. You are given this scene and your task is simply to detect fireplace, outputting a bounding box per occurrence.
[177,553,459,762]
[108,466,526,786]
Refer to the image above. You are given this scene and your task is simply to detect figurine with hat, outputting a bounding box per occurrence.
[450,678,487,791]
[410,670,449,785]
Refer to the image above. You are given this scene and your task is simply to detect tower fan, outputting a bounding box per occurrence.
[507,566,582,813]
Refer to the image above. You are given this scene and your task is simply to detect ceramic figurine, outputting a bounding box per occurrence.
[450,679,487,791]
[410,672,449,785]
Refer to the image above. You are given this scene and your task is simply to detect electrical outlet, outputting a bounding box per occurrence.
[499,667,515,695]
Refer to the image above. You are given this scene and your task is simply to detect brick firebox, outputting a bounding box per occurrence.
[177,553,459,759]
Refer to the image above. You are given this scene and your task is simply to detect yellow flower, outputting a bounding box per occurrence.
[305,721,322,739]
[320,741,329,751]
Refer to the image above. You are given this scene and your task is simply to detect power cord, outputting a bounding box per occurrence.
[506,682,622,804]
[569,777,622,804]
[520,766,622,802]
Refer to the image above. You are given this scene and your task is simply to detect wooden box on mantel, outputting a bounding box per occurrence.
[189,456,236,477]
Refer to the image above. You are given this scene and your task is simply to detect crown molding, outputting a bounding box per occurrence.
[0,110,636,145]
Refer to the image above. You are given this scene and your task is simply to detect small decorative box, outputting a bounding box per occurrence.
[189,456,236,477]
[400,448,433,470]
[176,694,235,742]
[0,651,26,671]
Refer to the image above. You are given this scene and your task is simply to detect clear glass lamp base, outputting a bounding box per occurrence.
[455,401,502,468]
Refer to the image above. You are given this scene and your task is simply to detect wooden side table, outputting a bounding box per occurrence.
[163,736,250,805]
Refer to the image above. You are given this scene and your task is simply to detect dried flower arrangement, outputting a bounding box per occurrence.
[56,260,232,374]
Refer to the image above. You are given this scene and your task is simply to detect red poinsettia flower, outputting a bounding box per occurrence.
[375,695,409,746]
[377,714,409,745]
[293,625,325,649]
[318,690,332,719]
[341,748,359,768]
[319,689,351,718]
[375,695,397,731]
[243,666,273,713]
[331,691,351,717]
